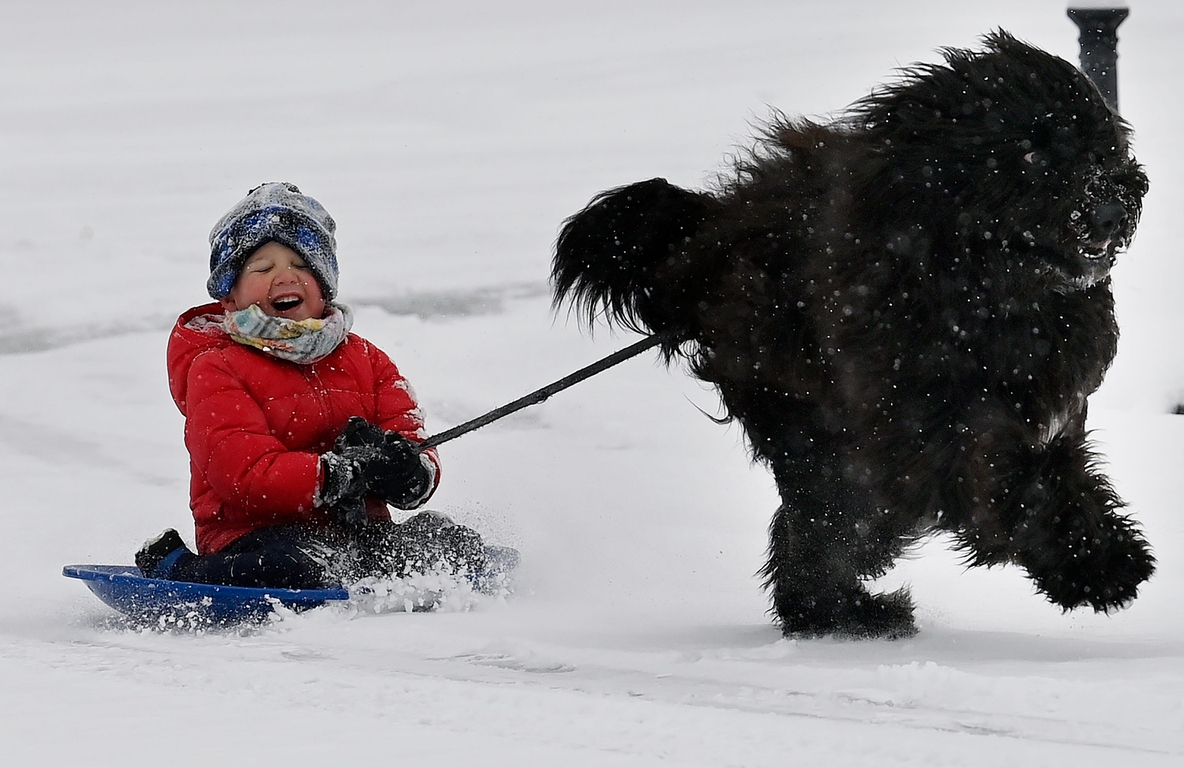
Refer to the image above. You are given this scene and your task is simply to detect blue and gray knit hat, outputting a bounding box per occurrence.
[207,182,339,301]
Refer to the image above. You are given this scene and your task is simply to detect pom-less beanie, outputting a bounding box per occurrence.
[207,182,339,301]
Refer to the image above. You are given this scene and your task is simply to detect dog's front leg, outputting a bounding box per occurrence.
[951,414,1156,613]
[1007,424,1155,612]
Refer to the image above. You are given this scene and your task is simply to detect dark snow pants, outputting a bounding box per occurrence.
[169,512,486,590]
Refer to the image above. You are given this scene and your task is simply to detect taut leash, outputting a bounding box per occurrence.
[419,331,675,450]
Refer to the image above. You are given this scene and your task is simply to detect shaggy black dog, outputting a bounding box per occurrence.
[552,32,1154,638]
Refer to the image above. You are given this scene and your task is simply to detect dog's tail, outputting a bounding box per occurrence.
[552,178,717,342]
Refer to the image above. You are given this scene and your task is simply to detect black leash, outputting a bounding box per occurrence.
[419,331,675,450]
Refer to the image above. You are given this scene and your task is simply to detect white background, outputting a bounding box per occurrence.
[0,1,1181,765]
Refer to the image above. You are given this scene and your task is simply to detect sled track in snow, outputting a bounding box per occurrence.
[356,281,549,320]
[31,628,1181,761]
[0,315,176,355]
[0,283,550,355]
[413,652,1182,758]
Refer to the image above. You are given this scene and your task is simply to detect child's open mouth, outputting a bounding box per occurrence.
[271,296,303,312]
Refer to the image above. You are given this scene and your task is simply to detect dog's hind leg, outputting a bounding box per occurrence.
[758,426,917,639]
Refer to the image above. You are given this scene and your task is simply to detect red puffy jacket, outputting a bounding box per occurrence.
[167,303,441,554]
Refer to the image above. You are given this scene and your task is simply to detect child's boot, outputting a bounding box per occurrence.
[135,529,193,579]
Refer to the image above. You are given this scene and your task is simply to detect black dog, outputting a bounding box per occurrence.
[552,32,1154,638]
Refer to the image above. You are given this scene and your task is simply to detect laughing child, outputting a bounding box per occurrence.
[136,182,510,590]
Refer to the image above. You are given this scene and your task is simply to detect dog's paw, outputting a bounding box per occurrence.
[779,587,917,640]
[1029,512,1155,613]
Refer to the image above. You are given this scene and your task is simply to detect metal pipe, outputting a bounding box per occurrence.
[1067,6,1130,111]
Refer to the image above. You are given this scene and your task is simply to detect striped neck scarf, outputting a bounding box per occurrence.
[222,303,353,364]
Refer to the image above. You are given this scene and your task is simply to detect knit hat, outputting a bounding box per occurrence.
[207,182,339,300]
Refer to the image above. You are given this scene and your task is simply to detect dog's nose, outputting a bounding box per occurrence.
[1091,202,1127,237]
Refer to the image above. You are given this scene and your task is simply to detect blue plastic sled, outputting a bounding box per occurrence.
[63,564,351,623]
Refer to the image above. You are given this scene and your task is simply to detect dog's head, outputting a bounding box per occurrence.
[854,31,1148,292]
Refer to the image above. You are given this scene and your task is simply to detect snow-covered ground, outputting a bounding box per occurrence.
[1,1,1182,765]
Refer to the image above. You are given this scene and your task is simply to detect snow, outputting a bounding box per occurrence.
[1,0,1182,765]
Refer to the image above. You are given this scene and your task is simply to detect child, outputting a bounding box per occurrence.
[137,182,511,591]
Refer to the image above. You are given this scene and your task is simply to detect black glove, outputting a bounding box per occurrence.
[334,415,386,454]
[333,416,433,509]
[370,430,433,507]
[318,450,368,527]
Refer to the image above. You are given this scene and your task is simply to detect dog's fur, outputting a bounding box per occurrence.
[552,32,1154,638]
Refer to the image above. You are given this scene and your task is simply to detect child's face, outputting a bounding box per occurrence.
[220,241,327,321]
